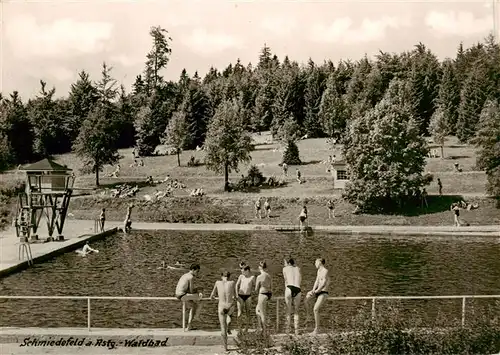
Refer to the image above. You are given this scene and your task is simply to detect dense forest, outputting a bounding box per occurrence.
[1,26,499,201]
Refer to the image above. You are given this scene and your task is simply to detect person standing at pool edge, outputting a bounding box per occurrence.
[124,205,133,233]
[283,258,302,335]
[175,264,204,330]
[99,208,106,232]
[255,261,272,333]
[210,271,236,351]
[235,265,255,327]
[305,258,330,335]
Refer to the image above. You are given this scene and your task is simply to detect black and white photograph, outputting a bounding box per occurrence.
[0,0,499,354]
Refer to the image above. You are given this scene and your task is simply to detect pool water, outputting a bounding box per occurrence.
[1,231,499,330]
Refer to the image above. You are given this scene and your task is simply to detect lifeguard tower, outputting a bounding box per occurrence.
[16,158,75,243]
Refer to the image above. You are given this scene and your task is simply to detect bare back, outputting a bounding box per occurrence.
[215,280,236,308]
[283,265,301,288]
[256,272,272,293]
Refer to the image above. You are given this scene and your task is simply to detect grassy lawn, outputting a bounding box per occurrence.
[51,134,489,197]
[1,134,497,228]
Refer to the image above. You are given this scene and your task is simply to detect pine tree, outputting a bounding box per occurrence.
[116,85,136,148]
[0,91,34,163]
[0,131,13,171]
[144,26,172,92]
[253,83,274,132]
[68,70,99,143]
[303,61,327,137]
[27,81,63,157]
[457,66,489,143]
[319,73,348,139]
[73,103,120,186]
[278,115,302,165]
[472,99,500,204]
[407,43,442,136]
[181,81,211,149]
[436,60,460,134]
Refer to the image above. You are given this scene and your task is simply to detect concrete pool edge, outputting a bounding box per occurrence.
[100,221,500,237]
[0,228,118,279]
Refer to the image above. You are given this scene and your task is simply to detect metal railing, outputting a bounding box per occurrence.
[0,295,499,332]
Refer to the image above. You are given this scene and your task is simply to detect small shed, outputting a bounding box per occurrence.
[331,160,350,189]
[20,158,73,193]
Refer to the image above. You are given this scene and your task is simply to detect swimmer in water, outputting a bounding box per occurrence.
[305,258,330,335]
[175,264,204,330]
[235,265,255,327]
[255,261,272,333]
[283,258,302,335]
[210,271,236,351]
[81,242,98,255]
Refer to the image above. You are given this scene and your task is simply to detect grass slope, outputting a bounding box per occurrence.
[1,134,498,228]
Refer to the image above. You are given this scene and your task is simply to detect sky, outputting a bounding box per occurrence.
[0,0,498,99]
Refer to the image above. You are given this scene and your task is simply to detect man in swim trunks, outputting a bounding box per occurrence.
[235,265,255,326]
[298,206,308,230]
[123,205,133,233]
[283,258,302,335]
[255,261,272,333]
[99,208,106,232]
[210,271,236,351]
[255,198,262,219]
[327,199,335,219]
[305,258,330,335]
[175,264,204,330]
[264,198,271,218]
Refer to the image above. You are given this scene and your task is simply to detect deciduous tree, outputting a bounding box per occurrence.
[204,99,253,191]
[343,79,430,212]
[163,111,188,166]
[429,107,448,159]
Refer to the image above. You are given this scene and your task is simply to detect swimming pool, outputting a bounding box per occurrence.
[1,231,499,330]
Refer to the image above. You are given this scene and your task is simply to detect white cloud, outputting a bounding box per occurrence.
[110,55,142,67]
[47,67,74,82]
[309,16,411,44]
[260,16,297,36]
[181,29,243,55]
[5,15,113,58]
[425,11,492,37]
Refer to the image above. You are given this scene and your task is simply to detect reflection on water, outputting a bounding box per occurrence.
[0,231,499,330]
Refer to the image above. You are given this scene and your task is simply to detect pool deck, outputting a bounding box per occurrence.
[104,220,500,236]
[1,219,499,278]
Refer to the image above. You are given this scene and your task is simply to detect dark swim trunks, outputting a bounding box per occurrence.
[260,292,272,300]
[299,216,306,222]
[287,285,301,298]
[239,294,251,302]
[176,293,187,300]
[315,291,328,298]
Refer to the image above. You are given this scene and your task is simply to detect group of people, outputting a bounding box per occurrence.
[97,205,133,234]
[175,258,330,351]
